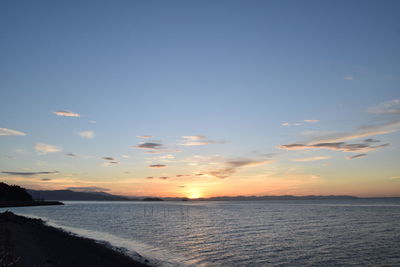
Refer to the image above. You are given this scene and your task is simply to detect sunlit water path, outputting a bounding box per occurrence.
[3,199,400,266]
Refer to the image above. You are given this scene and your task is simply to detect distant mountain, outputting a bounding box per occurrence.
[27,189,134,201]
[196,195,359,201]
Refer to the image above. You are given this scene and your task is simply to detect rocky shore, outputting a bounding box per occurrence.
[0,211,151,267]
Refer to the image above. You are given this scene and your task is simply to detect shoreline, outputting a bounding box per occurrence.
[0,200,64,208]
[0,211,152,267]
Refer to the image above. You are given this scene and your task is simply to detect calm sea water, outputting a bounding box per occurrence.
[3,199,400,266]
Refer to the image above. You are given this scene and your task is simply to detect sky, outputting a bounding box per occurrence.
[1,0,399,198]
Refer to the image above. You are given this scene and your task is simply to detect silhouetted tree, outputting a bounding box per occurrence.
[0,182,33,201]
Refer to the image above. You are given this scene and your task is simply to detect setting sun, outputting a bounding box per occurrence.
[187,188,203,199]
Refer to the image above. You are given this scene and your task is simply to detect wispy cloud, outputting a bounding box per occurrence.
[0,128,26,136]
[159,176,169,180]
[66,186,109,192]
[137,135,153,139]
[66,153,77,157]
[346,154,367,160]
[207,159,274,179]
[35,143,61,154]
[292,156,330,162]
[53,110,80,117]
[180,135,223,146]
[282,120,319,127]
[88,120,96,124]
[367,99,400,114]
[136,142,163,150]
[1,171,59,176]
[279,142,388,153]
[79,130,95,139]
[149,164,167,168]
[364,138,380,143]
[102,157,115,161]
[343,76,353,80]
[310,121,400,144]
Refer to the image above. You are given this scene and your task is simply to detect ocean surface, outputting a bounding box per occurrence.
[3,199,400,266]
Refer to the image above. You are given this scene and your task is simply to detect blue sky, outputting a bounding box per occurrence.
[1,0,399,197]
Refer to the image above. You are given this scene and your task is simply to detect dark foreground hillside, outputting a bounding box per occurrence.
[0,211,150,267]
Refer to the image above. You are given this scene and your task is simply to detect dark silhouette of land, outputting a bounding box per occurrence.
[27,189,136,201]
[0,211,151,267]
[0,183,62,208]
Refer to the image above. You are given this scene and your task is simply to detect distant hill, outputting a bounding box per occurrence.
[196,195,359,201]
[27,189,134,201]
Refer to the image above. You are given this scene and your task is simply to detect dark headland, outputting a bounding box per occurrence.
[0,211,151,267]
[0,182,63,208]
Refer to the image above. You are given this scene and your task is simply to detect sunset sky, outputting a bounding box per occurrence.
[1,0,399,198]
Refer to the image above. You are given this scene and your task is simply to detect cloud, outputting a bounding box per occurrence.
[309,120,400,144]
[207,159,274,179]
[160,154,175,159]
[180,136,224,146]
[0,128,26,136]
[282,120,319,127]
[367,99,400,114]
[146,176,154,179]
[182,135,206,140]
[364,138,380,143]
[79,130,94,139]
[66,186,110,192]
[178,185,186,188]
[136,142,163,150]
[159,176,168,180]
[102,157,115,161]
[53,110,80,117]
[346,154,367,160]
[292,156,330,162]
[121,155,129,159]
[88,120,96,124]
[343,76,353,80]
[66,153,77,157]
[2,171,59,176]
[279,142,388,153]
[41,178,52,181]
[137,135,153,139]
[149,164,167,168]
[35,143,61,154]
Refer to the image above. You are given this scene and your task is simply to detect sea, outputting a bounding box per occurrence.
[2,199,400,266]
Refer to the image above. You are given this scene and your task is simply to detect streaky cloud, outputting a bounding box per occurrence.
[207,159,274,179]
[137,135,153,139]
[35,143,61,154]
[53,110,80,117]
[136,142,163,149]
[182,135,206,140]
[102,157,115,161]
[0,128,26,136]
[292,156,330,162]
[346,154,367,160]
[149,164,167,168]
[2,171,59,176]
[279,142,388,153]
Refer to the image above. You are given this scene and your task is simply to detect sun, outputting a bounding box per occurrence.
[187,188,203,199]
